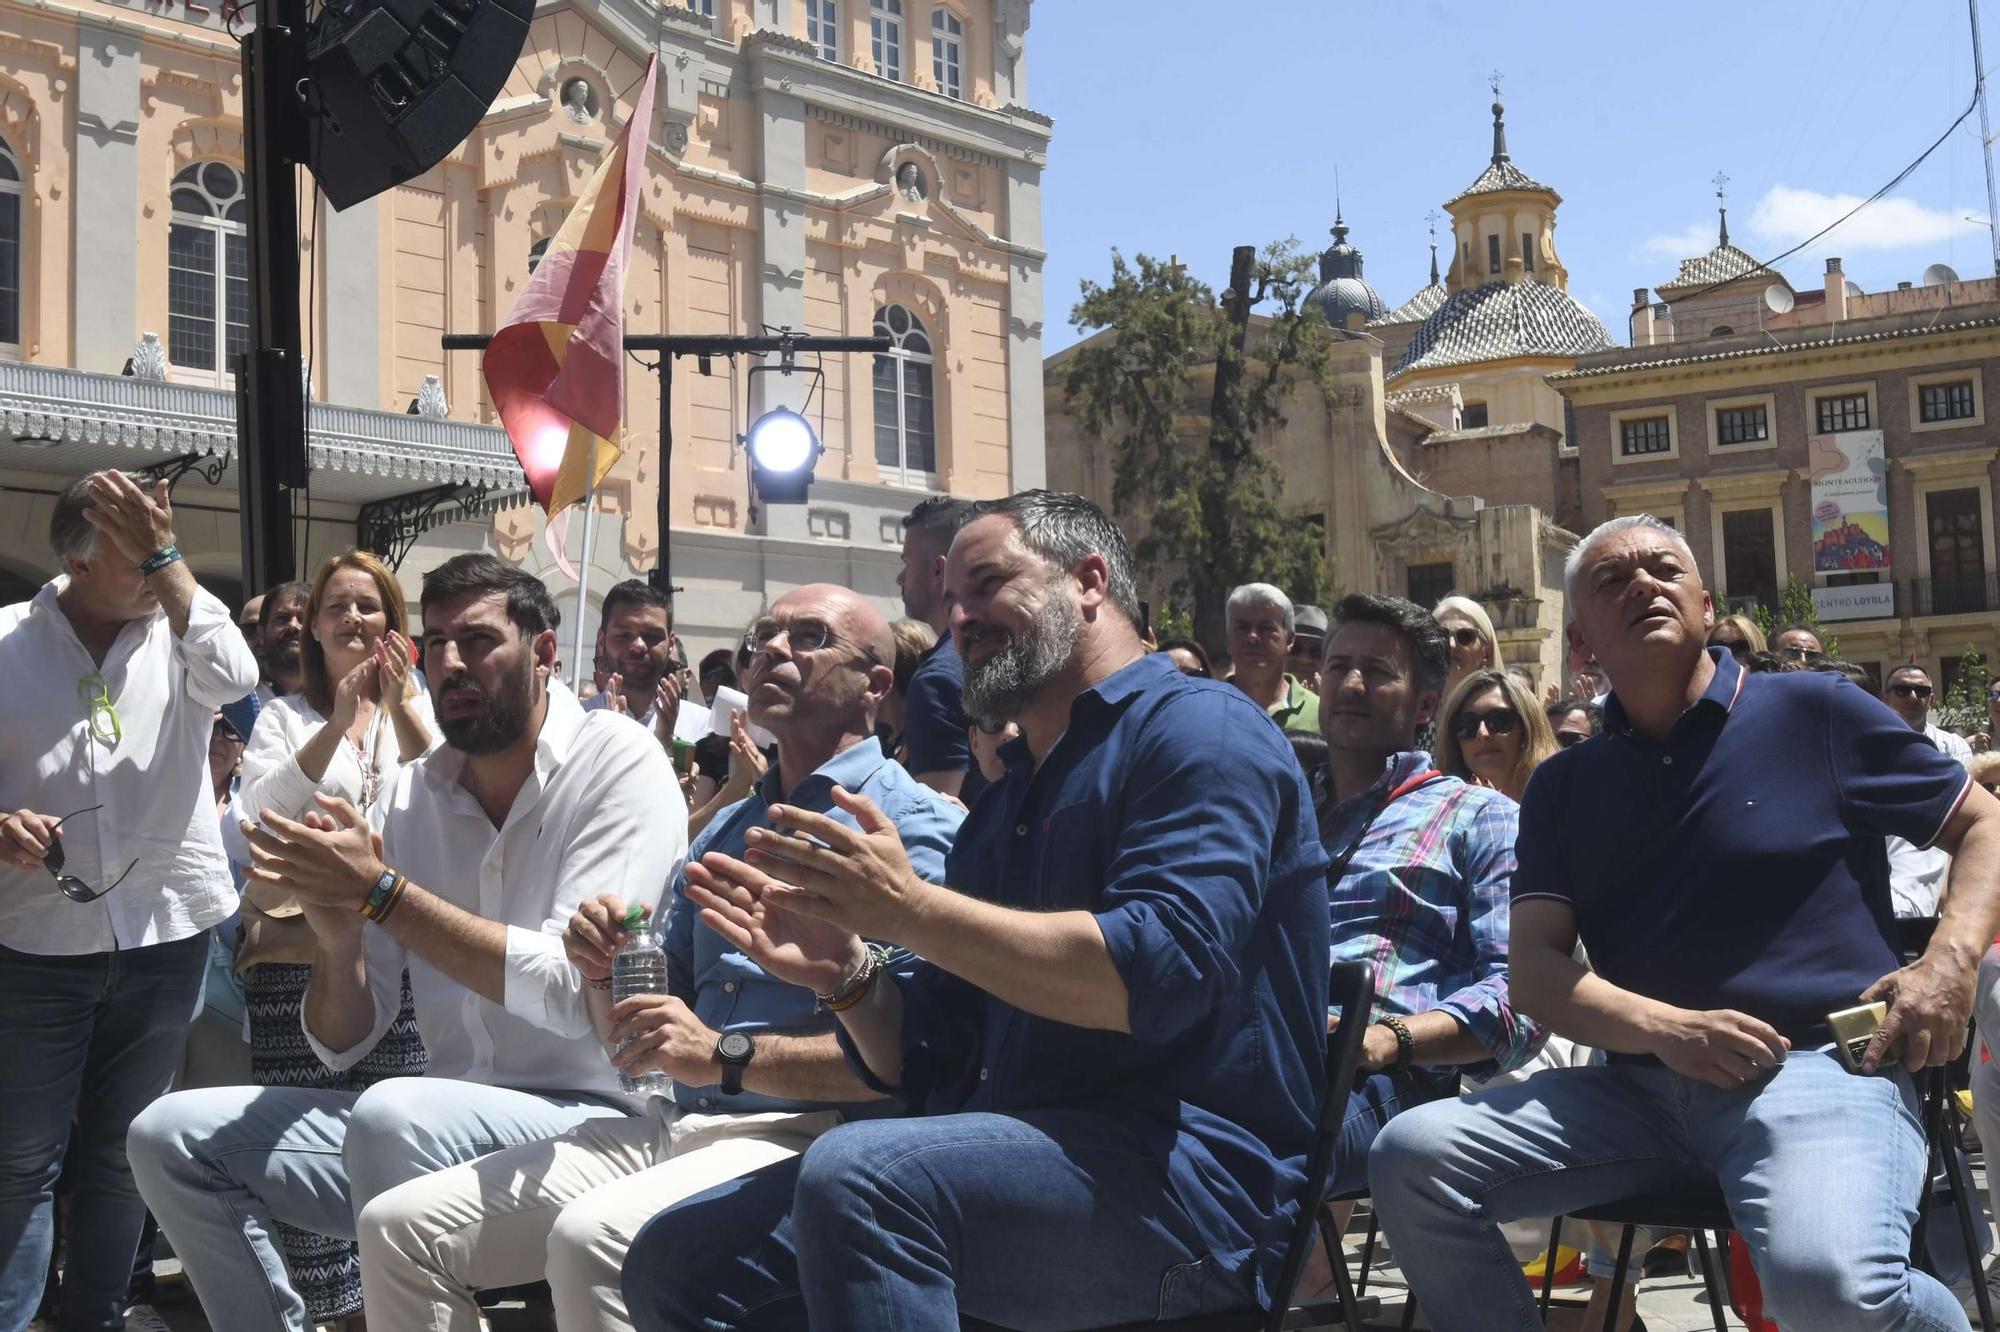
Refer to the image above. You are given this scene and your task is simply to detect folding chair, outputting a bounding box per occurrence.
[964,960,1380,1332]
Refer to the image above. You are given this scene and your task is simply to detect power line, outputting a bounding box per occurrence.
[1670,90,1981,306]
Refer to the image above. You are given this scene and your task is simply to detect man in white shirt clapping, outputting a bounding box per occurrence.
[0,470,259,1332]
[128,555,688,1332]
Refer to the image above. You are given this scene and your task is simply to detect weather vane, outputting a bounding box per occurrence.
[1713,170,1729,207]
[1425,208,1441,241]
[1489,69,1504,100]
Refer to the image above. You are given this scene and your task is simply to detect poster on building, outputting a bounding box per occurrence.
[1810,428,1890,573]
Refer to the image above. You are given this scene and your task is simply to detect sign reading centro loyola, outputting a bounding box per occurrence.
[1809,428,1890,574]
[1812,582,1896,623]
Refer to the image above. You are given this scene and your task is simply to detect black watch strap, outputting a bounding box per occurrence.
[716,1030,754,1095]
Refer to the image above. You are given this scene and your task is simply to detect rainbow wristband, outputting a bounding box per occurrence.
[139,545,182,576]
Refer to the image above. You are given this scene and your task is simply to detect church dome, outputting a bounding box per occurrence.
[1393,278,1615,375]
[1307,214,1386,329]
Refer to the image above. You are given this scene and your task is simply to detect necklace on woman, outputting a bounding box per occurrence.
[347,707,386,810]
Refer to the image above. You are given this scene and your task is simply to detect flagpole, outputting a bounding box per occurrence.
[569,435,600,694]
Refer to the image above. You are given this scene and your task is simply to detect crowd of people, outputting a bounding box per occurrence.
[5,469,2000,1332]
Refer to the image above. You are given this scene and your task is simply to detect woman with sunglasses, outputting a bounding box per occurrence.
[1706,613,1767,661]
[1434,668,1558,803]
[226,550,433,1331]
[1433,596,1500,698]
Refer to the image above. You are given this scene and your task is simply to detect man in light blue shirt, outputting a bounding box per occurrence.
[353,583,962,1332]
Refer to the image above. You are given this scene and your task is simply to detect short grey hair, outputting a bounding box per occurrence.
[968,490,1142,623]
[1227,582,1294,632]
[1563,514,1698,600]
[48,476,98,568]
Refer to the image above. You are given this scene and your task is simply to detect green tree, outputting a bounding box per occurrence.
[1064,242,1335,657]
[1746,576,1840,659]
[1935,645,1991,736]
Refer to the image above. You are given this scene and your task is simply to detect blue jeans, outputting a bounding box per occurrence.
[1369,1049,1966,1331]
[1327,1065,1456,1198]
[0,932,208,1332]
[126,1076,628,1332]
[622,1110,1257,1330]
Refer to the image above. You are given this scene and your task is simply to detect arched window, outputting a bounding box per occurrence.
[168,161,249,375]
[931,8,963,100]
[870,0,903,82]
[528,237,551,275]
[873,303,935,482]
[0,137,19,349]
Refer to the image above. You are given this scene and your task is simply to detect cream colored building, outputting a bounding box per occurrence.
[0,0,1047,658]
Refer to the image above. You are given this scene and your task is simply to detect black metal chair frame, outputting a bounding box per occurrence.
[1532,1056,1995,1332]
[964,960,1380,1332]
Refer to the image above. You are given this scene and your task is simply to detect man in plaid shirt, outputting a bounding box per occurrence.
[1318,593,1543,1196]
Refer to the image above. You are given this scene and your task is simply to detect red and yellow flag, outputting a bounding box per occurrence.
[484,56,657,514]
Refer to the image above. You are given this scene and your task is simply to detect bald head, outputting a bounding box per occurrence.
[746,584,896,741]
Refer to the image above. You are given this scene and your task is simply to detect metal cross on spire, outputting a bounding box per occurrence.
[1489,69,1503,100]
[1425,208,1442,285]
[1713,170,1731,246]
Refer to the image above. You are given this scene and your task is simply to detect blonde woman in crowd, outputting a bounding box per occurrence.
[225,549,433,1330]
[1707,613,1767,661]
[1433,595,1500,698]
[1433,668,1558,803]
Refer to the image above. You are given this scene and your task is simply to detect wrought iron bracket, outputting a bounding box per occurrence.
[132,449,232,490]
[358,482,495,571]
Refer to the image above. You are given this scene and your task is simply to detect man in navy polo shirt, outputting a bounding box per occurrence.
[620,490,1331,1329]
[1370,513,2000,1331]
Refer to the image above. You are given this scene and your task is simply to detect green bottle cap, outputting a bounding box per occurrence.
[623,905,649,930]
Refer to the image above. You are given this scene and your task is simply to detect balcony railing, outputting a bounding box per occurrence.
[1911,573,1999,618]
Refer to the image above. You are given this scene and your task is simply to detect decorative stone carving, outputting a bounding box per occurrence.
[128,332,167,381]
[415,375,449,418]
[896,161,927,203]
[663,121,689,154]
[560,77,597,124]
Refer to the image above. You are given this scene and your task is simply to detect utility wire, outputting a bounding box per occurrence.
[1670,91,1981,306]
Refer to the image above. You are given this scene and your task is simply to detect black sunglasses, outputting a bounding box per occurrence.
[1778,645,1824,663]
[973,718,1013,736]
[1450,708,1522,741]
[1713,639,1751,660]
[1890,683,1934,700]
[1554,730,1591,749]
[1448,628,1481,648]
[44,806,138,904]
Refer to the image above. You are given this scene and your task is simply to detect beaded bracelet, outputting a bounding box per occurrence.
[139,545,183,576]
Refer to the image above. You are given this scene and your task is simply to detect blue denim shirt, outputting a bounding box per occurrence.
[662,737,963,1114]
[837,652,1332,1308]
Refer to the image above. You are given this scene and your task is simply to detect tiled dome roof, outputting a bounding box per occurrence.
[1373,281,1448,327]
[1307,214,1387,328]
[1393,279,1615,375]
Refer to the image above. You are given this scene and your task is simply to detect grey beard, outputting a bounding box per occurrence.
[961,593,1079,728]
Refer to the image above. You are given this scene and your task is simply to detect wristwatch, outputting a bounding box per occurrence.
[716,1030,755,1095]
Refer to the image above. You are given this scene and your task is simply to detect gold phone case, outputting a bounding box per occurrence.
[1828,1001,1889,1073]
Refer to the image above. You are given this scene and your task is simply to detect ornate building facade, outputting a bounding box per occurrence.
[0,0,1047,658]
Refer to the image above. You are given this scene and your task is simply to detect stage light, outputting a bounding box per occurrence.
[745,407,820,504]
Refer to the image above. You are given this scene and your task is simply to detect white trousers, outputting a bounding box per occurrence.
[356,1101,842,1332]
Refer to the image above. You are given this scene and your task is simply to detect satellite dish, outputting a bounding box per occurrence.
[1924,262,1962,287]
[1763,283,1795,315]
[1845,280,1865,300]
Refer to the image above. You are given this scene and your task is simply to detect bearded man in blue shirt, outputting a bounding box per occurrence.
[621,490,1331,1330]
[1370,514,2000,1332]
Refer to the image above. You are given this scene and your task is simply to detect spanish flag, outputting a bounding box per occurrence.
[484,56,657,515]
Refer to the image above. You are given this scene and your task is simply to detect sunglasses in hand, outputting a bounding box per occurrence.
[43,806,137,903]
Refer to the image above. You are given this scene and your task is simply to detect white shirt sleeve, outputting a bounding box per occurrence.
[176,586,262,708]
[501,720,688,1036]
[300,921,409,1071]
[236,701,326,827]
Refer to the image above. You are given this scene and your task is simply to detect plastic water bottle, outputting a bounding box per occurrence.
[611,905,673,1098]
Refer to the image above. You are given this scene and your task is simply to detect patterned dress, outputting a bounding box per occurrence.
[245,963,426,1323]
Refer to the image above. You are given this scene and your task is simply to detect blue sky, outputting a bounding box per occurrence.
[1031,1,2000,351]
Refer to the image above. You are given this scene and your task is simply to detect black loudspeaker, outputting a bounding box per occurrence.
[303,0,533,210]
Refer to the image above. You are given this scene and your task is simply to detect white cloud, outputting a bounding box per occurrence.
[1638,224,1723,260]
[1748,185,1985,252]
